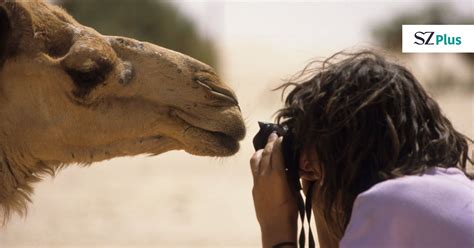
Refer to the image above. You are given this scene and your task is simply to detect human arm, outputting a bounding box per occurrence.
[250,133,298,247]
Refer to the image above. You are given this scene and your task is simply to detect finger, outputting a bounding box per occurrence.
[267,131,278,143]
[260,132,278,175]
[271,136,285,171]
[250,149,264,176]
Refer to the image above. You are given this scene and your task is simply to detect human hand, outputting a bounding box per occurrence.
[250,132,298,247]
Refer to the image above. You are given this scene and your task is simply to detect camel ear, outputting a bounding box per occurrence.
[0,1,27,67]
[0,5,12,66]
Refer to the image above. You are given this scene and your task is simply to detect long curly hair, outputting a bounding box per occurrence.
[275,50,473,241]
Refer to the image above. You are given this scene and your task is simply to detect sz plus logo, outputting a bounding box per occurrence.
[402,25,474,53]
[413,31,461,46]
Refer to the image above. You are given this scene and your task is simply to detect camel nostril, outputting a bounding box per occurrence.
[194,77,239,106]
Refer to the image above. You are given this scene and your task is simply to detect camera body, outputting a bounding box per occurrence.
[252,122,301,192]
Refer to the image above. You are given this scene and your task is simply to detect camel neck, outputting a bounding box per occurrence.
[0,152,55,222]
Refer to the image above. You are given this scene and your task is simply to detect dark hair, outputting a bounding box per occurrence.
[276,50,473,240]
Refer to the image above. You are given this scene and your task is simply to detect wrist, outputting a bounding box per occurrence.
[260,216,298,248]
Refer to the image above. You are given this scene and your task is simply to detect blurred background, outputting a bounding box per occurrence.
[1,0,472,247]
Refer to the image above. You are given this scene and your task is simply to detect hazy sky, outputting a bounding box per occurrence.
[174,0,473,49]
[172,0,473,108]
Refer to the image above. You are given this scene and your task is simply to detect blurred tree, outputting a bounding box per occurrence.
[372,4,474,63]
[57,0,218,68]
[372,4,473,92]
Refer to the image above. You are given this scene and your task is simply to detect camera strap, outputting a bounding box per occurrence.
[296,181,315,248]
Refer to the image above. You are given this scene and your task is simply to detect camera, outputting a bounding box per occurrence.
[252,121,301,192]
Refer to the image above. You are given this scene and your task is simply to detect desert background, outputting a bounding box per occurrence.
[1,0,473,247]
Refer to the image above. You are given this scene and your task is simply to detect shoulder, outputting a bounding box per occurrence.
[355,167,472,209]
[340,167,474,247]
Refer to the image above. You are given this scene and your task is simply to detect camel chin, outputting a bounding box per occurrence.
[0,0,246,222]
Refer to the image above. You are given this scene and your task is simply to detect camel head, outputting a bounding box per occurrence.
[0,0,245,219]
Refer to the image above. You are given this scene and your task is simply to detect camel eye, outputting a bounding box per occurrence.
[66,61,113,98]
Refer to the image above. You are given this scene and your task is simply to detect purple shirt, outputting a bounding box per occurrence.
[340,167,474,248]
